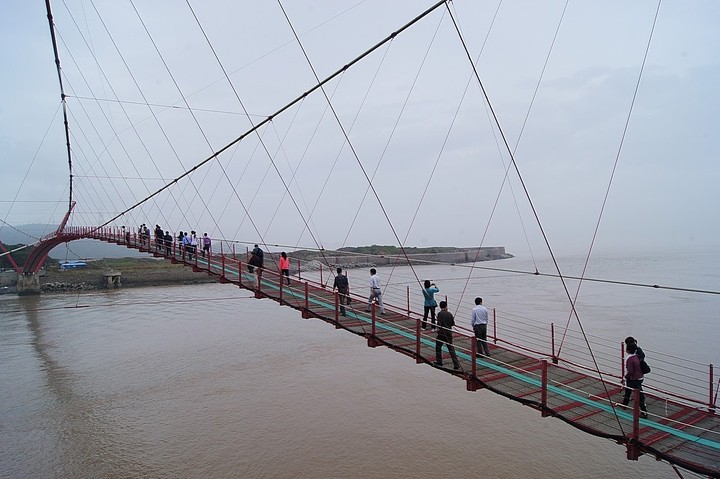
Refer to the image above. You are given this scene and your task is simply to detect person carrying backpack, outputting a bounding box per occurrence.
[333,267,350,316]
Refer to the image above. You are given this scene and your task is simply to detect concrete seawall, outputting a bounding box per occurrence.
[285,247,511,270]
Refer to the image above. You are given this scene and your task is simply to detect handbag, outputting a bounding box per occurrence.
[640,359,651,374]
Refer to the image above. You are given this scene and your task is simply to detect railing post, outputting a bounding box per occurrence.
[467,337,479,391]
[297,258,301,280]
[302,282,310,318]
[710,363,716,412]
[253,266,262,299]
[626,389,641,461]
[551,322,558,364]
[320,263,323,286]
[541,359,549,417]
[492,308,497,344]
[415,315,422,363]
[334,291,339,327]
[368,303,378,348]
[238,261,242,287]
[407,286,410,316]
[621,342,626,382]
[232,243,236,260]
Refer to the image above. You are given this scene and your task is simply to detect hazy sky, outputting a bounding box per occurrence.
[1,0,718,257]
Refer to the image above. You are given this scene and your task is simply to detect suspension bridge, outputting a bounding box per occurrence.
[4,223,716,477]
[1,1,719,477]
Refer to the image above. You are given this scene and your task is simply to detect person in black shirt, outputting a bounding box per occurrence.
[163,231,173,257]
[332,267,350,316]
[434,301,460,370]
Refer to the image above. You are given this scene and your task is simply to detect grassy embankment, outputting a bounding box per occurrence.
[42,257,216,289]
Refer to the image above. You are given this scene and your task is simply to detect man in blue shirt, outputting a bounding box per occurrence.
[422,280,439,331]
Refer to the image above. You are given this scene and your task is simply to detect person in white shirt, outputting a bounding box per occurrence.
[364,268,385,315]
[471,297,490,356]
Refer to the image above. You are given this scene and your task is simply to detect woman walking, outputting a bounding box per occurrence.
[279,252,290,285]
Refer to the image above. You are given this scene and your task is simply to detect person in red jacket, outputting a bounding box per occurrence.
[279,252,290,285]
[621,342,648,418]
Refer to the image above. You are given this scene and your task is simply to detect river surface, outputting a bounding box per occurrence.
[1,250,718,478]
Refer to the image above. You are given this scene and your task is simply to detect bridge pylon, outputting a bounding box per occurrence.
[17,272,42,295]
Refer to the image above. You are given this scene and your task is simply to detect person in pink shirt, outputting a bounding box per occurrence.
[279,252,290,285]
[621,342,648,418]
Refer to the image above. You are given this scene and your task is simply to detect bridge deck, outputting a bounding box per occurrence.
[73,229,720,477]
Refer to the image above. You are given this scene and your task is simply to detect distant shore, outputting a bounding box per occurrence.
[0,246,512,294]
[0,258,216,294]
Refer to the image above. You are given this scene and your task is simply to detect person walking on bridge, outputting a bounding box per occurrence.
[177,231,185,259]
[364,268,385,315]
[625,336,645,360]
[471,297,491,356]
[434,300,460,370]
[250,244,264,277]
[279,252,290,285]
[333,267,350,316]
[154,225,163,251]
[621,341,648,418]
[202,233,211,257]
[183,232,193,260]
[421,280,439,331]
[164,231,172,257]
[190,231,198,260]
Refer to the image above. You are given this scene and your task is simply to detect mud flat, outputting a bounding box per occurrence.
[38,258,216,292]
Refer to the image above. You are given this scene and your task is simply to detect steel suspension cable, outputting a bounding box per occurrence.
[444,2,581,364]
[61,1,187,231]
[393,1,505,311]
[340,8,445,251]
[63,130,113,225]
[82,0,201,231]
[184,0,335,260]
[66,96,257,117]
[262,81,347,243]
[225,134,268,241]
[45,0,74,213]
[127,0,229,238]
[556,0,664,358]
[293,44,392,252]
[443,3,631,433]
[504,0,570,271]
[85,0,457,237]
[452,0,568,312]
[278,0,452,284]
[61,77,137,218]
[0,105,62,242]
[336,8,446,293]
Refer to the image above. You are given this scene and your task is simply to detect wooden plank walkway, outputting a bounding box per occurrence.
[73,228,720,478]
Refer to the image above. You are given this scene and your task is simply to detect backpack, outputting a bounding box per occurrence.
[335,274,348,292]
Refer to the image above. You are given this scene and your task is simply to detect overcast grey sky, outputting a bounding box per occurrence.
[1,0,718,257]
